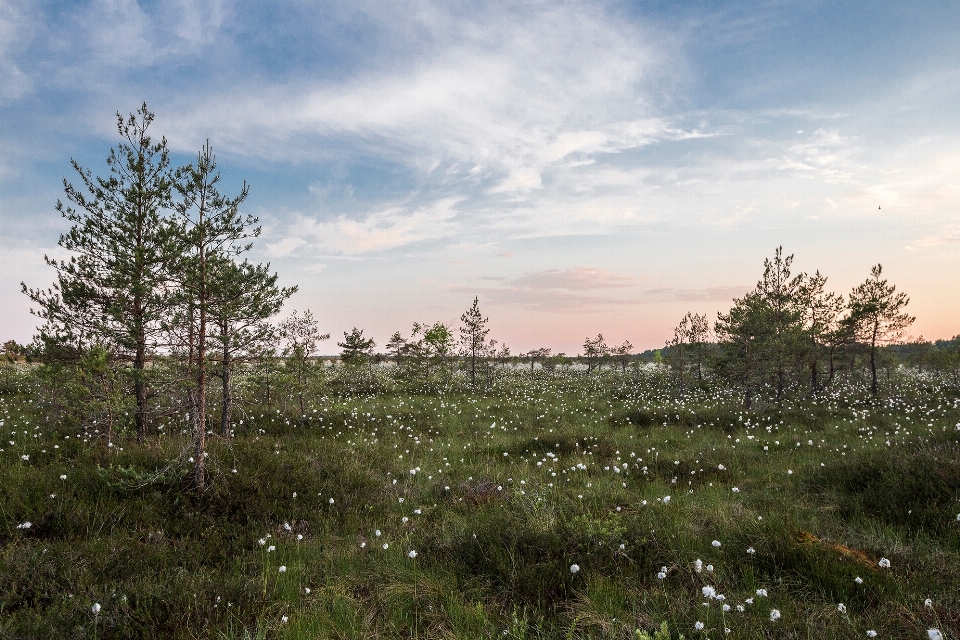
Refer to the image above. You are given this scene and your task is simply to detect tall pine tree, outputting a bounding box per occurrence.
[22,103,177,439]
[172,141,258,488]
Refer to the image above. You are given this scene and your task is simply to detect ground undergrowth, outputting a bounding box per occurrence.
[1,366,958,639]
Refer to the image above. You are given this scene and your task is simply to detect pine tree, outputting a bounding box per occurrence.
[21,103,177,439]
[715,247,808,406]
[848,264,914,396]
[209,256,294,436]
[386,331,407,366]
[280,310,329,414]
[583,334,609,373]
[172,141,258,488]
[755,247,805,400]
[715,291,769,408]
[459,297,489,386]
[796,271,845,395]
[338,328,376,364]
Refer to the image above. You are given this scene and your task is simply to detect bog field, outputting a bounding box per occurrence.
[1,363,958,640]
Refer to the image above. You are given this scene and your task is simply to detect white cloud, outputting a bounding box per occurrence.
[163,3,676,186]
[292,197,462,255]
[509,266,635,291]
[265,236,307,258]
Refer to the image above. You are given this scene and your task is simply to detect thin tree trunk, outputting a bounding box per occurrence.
[193,215,208,490]
[134,342,147,440]
[827,344,835,386]
[220,357,232,436]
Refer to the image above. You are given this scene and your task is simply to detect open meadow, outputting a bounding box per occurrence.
[1,363,958,639]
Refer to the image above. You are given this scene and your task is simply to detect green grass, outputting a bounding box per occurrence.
[1,364,958,638]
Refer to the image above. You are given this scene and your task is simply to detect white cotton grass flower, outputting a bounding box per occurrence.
[924,598,933,608]
[382,543,389,550]
[712,540,722,548]
[756,588,768,597]
[408,550,417,559]
[702,586,717,599]
[866,631,877,638]
[569,564,580,574]
[281,615,288,623]
[769,609,781,621]
[878,557,890,568]
[657,566,667,580]
[60,474,67,480]
[694,559,703,573]
[91,603,101,615]
[694,621,704,631]
[855,576,864,584]
[928,629,943,640]
[267,545,276,553]
[278,565,286,573]
[16,522,31,529]
[746,547,756,555]
[838,603,846,613]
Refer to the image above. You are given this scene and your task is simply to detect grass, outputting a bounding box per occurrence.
[0,363,958,638]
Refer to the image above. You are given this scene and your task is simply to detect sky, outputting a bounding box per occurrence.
[1,0,959,355]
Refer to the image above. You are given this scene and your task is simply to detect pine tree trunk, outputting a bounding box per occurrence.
[134,342,147,440]
[193,220,208,490]
[220,361,232,436]
[827,345,836,386]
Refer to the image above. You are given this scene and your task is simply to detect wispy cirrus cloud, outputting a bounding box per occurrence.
[907,223,960,250]
[508,266,635,291]
[284,197,463,255]
[161,2,678,186]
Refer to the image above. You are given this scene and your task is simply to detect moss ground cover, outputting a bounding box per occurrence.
[1,365,958,639]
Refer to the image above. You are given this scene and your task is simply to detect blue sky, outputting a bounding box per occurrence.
[2,0,959,353]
